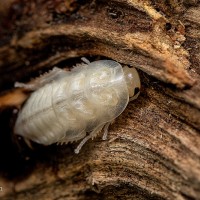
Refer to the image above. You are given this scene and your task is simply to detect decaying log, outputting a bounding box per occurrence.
[0,0,200,199]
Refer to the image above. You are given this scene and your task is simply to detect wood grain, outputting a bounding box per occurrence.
[0,0,199,199]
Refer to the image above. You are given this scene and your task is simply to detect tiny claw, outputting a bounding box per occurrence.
[74,148,80,154]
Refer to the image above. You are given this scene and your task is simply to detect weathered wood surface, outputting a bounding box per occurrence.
[0,0,200,199]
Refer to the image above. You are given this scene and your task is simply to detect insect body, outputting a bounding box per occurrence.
[14,59,140,153]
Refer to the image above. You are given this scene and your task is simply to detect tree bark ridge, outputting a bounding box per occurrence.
[0,0,199,199]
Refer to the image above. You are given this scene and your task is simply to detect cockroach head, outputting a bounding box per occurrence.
[123,66,141,100]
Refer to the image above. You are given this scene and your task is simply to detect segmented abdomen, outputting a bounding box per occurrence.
[14,60,129,145]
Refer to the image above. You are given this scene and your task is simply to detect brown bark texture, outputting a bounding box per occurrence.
[0,0,200,199]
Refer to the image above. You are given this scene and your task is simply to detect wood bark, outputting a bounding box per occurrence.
[0,0,200,199]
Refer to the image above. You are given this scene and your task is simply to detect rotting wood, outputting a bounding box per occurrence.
[0,0,200,200]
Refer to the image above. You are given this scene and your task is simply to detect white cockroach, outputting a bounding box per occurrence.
[14,58,140,154]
